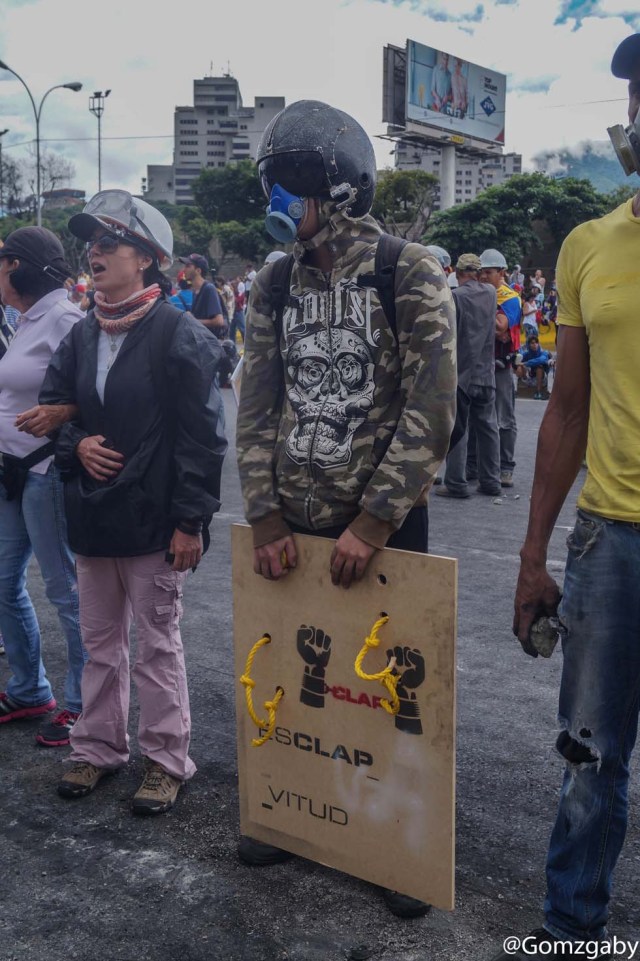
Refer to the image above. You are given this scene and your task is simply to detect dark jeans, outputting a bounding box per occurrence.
[288,506,428,555]
[544,510,640,941]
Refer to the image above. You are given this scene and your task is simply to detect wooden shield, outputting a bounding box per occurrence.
[232,524,457,910]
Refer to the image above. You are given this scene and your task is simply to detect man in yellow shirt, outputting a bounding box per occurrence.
[491,33,640,960]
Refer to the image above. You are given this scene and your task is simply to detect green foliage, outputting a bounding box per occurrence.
[148,165,271,264]
[190,160,265,223]
[371,169,438,239]
[372,168,437,222]
[214,219,272,264]
[424,173,609,265]
[0,204,86,273]
[601,184,637,213]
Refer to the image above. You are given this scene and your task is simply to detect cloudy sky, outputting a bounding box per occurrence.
[0,0,638,200]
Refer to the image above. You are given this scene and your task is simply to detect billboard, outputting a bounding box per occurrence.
[406,40,506,145]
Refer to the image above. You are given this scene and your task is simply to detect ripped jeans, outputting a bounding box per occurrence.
[544,509,640,941]
[69,552,194,781]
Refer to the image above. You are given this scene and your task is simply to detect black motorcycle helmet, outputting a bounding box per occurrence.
[257,100,377,218]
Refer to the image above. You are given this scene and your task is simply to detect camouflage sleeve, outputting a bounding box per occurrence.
[236,266,292,547]
[349,245,457,549]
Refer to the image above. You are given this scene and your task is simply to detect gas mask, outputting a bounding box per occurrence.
[608,107,640,176]
[264,184,306,243]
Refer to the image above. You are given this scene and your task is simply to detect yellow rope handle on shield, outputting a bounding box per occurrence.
[354,615,400,716]
[240,634,284,747]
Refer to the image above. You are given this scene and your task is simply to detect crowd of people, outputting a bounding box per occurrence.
[54,258,257,351]
[1,27,640,959]
[423,244,555,499]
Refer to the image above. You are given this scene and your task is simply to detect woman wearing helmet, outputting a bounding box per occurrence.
[34,190,227,813]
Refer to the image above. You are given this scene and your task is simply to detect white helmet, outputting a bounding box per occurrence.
[68,189,173,270]
[425,245,451,269]
[264,250,287,266]
[479,248,508,269]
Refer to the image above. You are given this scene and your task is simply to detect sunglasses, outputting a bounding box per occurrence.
[85,234,123,255]
[85,229,153,259]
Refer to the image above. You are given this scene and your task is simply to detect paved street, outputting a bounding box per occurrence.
[2,392,638,961]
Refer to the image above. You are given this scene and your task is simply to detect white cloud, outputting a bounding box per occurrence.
[0,0,636,202]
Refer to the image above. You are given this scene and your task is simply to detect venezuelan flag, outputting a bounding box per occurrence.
[497,284,522,351]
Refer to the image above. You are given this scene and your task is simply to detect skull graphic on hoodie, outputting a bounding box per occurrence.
[285,325,375,468]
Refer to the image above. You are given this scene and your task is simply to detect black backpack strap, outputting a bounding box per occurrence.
[149,302,183,420]
[269,253,296,343]
[357,233,408,340]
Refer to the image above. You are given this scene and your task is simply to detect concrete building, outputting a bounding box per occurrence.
[394,142,522,210]
[143,76,285,205]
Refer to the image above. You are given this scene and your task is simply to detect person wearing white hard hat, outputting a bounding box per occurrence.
[263,250,287,266]
[426,244,458,288]
[34,190,227,813]
[479,248,522,488]
[492,31,640,961]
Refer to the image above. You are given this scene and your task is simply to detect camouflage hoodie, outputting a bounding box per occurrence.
[236,208,457,550]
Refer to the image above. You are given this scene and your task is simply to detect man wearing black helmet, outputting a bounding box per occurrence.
[489,34,640,960]
[236,100,457,918]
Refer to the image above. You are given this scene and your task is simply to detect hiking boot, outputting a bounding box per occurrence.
[36,709,80,747]
[132,760,183,815]
[488,928,608,960]
[238,836,295,866]
[500,471,514,488]
[381,889,431,919]
[0,692,56,724]
[57,762,110,799]
[434,486,469,499]
[477,486,502,496]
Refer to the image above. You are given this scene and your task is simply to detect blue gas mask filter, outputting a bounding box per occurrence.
[265,184,306,243]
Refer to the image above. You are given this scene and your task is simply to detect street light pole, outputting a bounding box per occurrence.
[89,90,111,192]
[0,129,8,216]
[0,61,81,226]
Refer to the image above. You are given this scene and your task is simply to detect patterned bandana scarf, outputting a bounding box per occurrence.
[94,284,161,334]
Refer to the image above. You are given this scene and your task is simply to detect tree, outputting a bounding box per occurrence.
[0,203,85,273]
[601,184,637,213]
[214,219,272,265]
[190,160,265,223]
[0,155,25,215]
[371,169,438,240]
[42,204,86,273]
[423,173,608,265]
[22,148,75,216]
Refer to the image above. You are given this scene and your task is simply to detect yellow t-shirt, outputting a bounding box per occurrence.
[557,198,640,522]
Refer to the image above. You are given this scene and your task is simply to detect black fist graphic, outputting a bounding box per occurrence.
[386,646,425,735]
[297,625,332,709]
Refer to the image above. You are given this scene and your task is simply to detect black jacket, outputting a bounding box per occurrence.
[39,299,227,557]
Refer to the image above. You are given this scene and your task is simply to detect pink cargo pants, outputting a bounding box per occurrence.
[69,551,196,780]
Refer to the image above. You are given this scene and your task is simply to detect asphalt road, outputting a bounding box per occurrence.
[1,392,638,961]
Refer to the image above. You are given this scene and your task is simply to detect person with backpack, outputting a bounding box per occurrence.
[0,227,86,745]
[235,100,457,917]
[34,190,227,813]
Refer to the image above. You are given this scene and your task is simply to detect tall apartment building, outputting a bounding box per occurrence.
[394,142,522,210]
[143,76,285,205]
